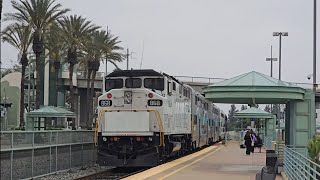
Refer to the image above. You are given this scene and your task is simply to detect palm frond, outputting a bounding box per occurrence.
[2,22,32,54]
[4,0,69,38]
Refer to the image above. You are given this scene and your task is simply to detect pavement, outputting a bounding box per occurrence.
[124,140,284,180]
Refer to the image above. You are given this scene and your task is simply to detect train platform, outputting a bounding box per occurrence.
[124,141,284,180]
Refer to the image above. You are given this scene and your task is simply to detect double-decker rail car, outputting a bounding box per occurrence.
[96,69,222,167]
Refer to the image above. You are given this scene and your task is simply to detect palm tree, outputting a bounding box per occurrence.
[58,15,99,129]
[45,23,66,107]
[2,23,32,128]
[4,0,69,109]
[91,31,123,127]
[104,30,123,71]
[81,30,123,128]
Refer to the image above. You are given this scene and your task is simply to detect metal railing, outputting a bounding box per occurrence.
[173,76,226,84]
[0,130,96,180]
[264,136,273,150]
[284,146,320,180]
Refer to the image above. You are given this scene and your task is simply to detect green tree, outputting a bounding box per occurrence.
[271,104,279,115]
[241,105,247,111]
[308,135,320,164]
[58,15,99,129]
[264,105,271,113]
[228,104,238,130]
[2,23,32,128]
[4,0,69,109]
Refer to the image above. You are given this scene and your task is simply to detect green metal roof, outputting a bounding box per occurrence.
[204,71,307,104]
[234,107,273,119]
[210,71,296,87]
[27,106,76,118]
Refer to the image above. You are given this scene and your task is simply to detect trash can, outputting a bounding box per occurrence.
[266,150,277,167]
[261,166,276,180]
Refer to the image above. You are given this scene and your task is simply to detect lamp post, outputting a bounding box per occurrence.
[273,32,288,141]
[273,32,288,80]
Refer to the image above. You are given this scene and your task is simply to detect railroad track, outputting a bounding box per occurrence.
[75,167,147,180]
[76,142,221,180]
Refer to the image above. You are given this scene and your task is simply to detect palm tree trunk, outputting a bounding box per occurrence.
[89,69,97,129]
[20,63,26,128]
[0,0,3,20]
[86,64,92,129]
[53,61,60,127]
[54,70,59,107]
[69,63,75,129]
[54,61,61,107]
[35,53,41,109]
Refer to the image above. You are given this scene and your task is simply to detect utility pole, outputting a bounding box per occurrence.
[126,48,129,70]
[266,45,278,78]
[105,26,109,75]
[266,45,277,119]
[313,0,317,92]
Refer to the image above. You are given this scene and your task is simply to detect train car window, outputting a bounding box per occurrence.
[105,78,123,91]
[179,85,183,94]
[183,88,187,97]
[144,78,164,91]
[194,115,197,124]
[125,78,142,88]
[173,82,176,91]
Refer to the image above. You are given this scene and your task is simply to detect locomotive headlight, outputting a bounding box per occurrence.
[124,91,132,104]
[103,137,107,141]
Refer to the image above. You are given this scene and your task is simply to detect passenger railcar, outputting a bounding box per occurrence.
[96,69,222,167]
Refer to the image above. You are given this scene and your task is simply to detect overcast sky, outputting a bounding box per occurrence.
[1,0,320,115]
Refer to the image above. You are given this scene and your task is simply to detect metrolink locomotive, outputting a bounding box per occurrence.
[96,69,226,167]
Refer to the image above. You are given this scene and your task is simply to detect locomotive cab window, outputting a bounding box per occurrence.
[173,82,176,91]
[125,78,142,88]
[144,78,164,91]
[105,78,123,91]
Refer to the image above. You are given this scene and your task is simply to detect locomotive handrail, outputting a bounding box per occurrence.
[94,109,165,146]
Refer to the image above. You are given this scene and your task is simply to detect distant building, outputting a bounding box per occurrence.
[0,72,22,129]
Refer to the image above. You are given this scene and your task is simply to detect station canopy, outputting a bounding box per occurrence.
[27,106,76,118]
[204,71,306,104]
[234,107,273,119]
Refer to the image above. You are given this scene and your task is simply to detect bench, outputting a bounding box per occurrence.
[255,160,279,180]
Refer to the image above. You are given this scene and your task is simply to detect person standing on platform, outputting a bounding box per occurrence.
[244,131,252,155]
[250,129,257,153]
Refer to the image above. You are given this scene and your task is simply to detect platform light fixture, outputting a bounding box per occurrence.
[273,32,288,81]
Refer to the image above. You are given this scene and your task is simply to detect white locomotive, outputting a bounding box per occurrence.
[96,69,225,167]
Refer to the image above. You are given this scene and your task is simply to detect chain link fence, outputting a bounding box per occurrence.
[0,130,96,180]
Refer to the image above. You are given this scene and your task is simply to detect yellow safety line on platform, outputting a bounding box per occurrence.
[122,145,223,180]
[159,145,223,180]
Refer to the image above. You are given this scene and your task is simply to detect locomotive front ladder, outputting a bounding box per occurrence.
[94,109,165,147]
